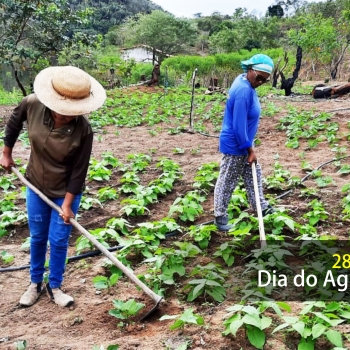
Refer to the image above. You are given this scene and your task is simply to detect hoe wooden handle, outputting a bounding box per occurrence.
[11,167,163,304]
[251,162,267,248]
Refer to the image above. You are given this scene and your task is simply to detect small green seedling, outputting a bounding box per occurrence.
[92,274,119,291]
[109,299,145,320]
[14,340,27,350]
[1,250,14,264]
[160,308,204,330]
[173,147,185,154]
[92,345,119,350]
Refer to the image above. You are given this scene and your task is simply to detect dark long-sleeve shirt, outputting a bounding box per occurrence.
[4,94,93,197]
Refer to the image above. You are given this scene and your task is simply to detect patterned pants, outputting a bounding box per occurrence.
[214,154,269,217]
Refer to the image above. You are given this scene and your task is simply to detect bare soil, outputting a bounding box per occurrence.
[1,85,350,350]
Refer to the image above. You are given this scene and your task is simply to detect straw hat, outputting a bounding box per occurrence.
[33,66,106,116]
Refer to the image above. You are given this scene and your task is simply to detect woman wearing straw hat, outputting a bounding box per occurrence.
[214,54,275,231]
[0,66,106,307]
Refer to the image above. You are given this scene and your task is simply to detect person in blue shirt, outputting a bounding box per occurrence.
[214,54,275,231]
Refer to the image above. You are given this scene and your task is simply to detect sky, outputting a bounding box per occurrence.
[150,0,319,18]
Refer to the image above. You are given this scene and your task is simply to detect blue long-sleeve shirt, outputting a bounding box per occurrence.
[219,74,261,155]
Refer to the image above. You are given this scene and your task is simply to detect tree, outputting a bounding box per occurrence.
[196,12,230,35]
[0,0,99,95]
[207,14,281,53]
[268,4,284,18]
[277,0,307,16]
[287,12,350,79]
[69,0,163,34]
[120,11,197,64]
[208,28,243,54]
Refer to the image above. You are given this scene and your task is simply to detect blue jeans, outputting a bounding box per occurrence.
[26,188,82,289]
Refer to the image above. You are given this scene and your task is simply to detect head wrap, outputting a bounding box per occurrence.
[241,54,274,74]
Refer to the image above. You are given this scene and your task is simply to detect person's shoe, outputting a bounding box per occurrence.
[262,205,275,216]
[46,283,74,307]
[19,282,44,306]
[214,216,234,231]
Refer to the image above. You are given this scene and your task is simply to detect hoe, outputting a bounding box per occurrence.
[12,167,163,320]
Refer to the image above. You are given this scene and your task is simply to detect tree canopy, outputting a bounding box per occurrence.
[69,0,163,34]
[1,0,350,87]
[0,0,100,95]
[119,11,198,63]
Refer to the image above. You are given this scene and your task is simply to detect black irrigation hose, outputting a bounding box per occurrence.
[198,131,219,138]
[0,230,183,273]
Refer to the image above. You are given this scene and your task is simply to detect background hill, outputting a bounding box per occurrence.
[69,0,164,34]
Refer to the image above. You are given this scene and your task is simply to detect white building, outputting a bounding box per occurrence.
[120,45,171,63]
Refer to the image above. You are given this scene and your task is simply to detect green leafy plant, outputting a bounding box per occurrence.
[14,340,27,350]
[109,299,145,320]
[96,187,119,202]
[88,158,112,181]
[337,164,350,175]
[1,250,14,263]
[127,153,151,172]
[159,308,204,330]
[133,185,158,205]
[132,219,181,246]
[223,301,290,350]
[272,301,347,349]
[0,175,16,190]
[101,151,122,168]
[341,192,350,220]
[213,239,245,267]
[120,198,150,216]
[0,191,18,213]
[303,199,328,226]
[173,147,185,154]
[225,212,255,237]
[138,264,167,296]
[184,263,228,302]
[264,161,292,190]
[299,187,318,198]
[80,196,103,210]
[106,217,133,235]
[261,101,281,117]
[141,241,191,295]
[143,240,200,295]
[314,176,335,188]
[241,243,294,299]
[278,109,334,151]
[223,304,272,349]
[301,159,313,171]
[168,190,205,222]
[119,171,141,194]
[243,243,294,274]
[92,345,119,350]
[192,162,219,190]
[0,210,27,237]
[262,212,296,236]
[75,227,121,254]
[92,274,119,291]
[186,224,216,249]
[20,237,31,251]
[190,146,201,154]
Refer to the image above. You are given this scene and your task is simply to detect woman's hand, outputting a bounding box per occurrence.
[60,206,75,224]
[247,148,257,165]
[0,147,15,172]
[61,193,76,224]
